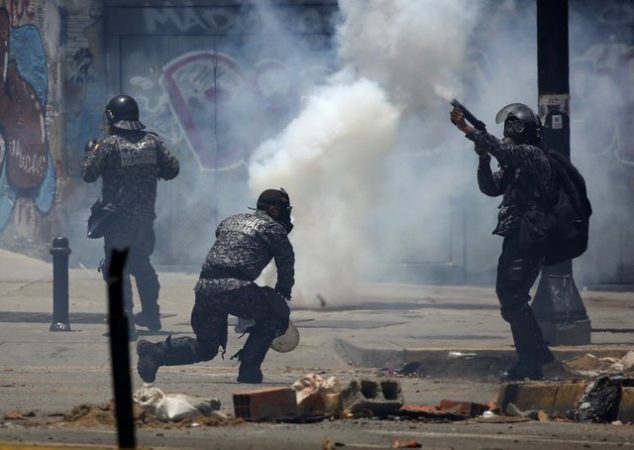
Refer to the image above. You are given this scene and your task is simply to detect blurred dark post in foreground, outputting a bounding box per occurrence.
[107,248,136,449]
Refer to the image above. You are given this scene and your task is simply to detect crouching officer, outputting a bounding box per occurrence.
[136,188,295,384]
[450,103,555,380]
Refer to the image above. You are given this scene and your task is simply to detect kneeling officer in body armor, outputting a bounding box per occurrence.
[137,189,294,384]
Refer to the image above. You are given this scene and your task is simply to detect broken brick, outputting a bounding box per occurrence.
[438,399,488,417]
[233,387,297,421]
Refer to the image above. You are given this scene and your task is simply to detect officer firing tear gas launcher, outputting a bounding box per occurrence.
[449,100,591,381]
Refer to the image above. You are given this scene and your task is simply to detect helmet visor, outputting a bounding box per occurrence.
[495,103,537,124]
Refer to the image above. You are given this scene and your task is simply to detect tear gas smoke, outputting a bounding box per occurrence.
[248,0,477,306]
[249,78,399,303]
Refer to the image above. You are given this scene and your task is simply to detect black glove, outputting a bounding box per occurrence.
[274,286,291,302]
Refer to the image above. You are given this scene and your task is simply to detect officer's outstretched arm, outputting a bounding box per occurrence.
[466,130,543,170]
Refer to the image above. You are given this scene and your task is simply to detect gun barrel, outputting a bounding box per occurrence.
[451,99,487,132]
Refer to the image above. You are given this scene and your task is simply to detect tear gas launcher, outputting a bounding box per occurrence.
[450,99,487,132]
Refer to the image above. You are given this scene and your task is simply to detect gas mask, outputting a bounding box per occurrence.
[496,103,542,146]
[277,202,293,234]
[256,188,294,234]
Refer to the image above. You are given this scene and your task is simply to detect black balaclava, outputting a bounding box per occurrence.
[256,188,293,233]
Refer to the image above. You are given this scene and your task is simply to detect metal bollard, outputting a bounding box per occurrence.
[49,237,72,332]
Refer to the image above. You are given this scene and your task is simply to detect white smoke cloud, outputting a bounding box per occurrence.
[248,0,477,306]
[250,78,399,303]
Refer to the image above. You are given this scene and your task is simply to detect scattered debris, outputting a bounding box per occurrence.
[504,402,543,420]
[58,401,242,429]
[292,373,342,416]
[233,387,298,421]
[563,351,634,378]
[400,362,423,376]
[133,386,223,422]
[4,411,35,420]
[398,399,491,421]
[567,376,624,422]
[447,351,478,359]
[392,439,422,448]
[341,379,404,418]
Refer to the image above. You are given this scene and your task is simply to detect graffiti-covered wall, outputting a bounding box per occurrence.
[1,0,633,288]
[0,0,62,257]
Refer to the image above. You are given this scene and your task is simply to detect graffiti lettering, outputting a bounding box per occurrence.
[0,6,54,235]
[144,8,210,33]
[9,139,46,178]
[69,47,94,85]
[119,142,158,167]
[143,8,242,33]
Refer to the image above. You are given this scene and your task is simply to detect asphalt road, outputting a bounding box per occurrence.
[1,250,633,448]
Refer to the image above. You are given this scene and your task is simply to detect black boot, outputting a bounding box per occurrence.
[238,364,263,384]
[502,361,545,381]
[136,336,202,383]
[502,305,554,381]
[136,273,161,331]
[236,326,276,384]
[134,309,162,331]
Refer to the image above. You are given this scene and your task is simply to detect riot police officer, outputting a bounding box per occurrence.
[136,188,294,384]
[81,95,180,338]
[451,103,555,380]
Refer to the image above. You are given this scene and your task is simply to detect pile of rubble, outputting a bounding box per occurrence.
[563,351,634,379]
[232,373,496,422]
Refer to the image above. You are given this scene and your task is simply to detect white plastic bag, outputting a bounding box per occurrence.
[133,386,221,422]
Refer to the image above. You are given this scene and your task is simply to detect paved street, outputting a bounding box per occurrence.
[0,249,633,449]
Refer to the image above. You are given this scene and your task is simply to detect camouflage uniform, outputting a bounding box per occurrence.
[137,209,294,383]
[81,130,179,321]
[468,130,554,369]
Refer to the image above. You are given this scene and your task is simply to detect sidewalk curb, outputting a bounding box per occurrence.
[497,383,634,422]
[335,338,631,378]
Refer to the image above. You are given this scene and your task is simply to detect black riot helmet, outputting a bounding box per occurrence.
[257,188,293,233]
[495,103,541,145]
[105,95,146,131]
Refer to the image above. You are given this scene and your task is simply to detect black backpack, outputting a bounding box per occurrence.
[519,150,592,265]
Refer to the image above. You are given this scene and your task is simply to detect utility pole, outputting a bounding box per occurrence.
[533,0,591,345]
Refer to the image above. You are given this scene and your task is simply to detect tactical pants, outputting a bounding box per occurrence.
[102,218,160,317]
[496,232,553,365]
[157,284,290,368]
